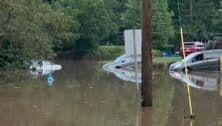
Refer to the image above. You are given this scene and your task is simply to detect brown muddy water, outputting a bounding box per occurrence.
[0,59,222,126]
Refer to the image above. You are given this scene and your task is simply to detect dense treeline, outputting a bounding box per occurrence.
[168,0,221,50]
[0,0,79,68]
[1,0,222,68]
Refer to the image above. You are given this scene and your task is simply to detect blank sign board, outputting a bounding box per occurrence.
[124,29,142,56]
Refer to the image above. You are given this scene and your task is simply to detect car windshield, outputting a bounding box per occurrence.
[114,55,127,63]
[183,52,201,62]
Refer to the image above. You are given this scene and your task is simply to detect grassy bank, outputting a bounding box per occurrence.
[83,45,181,65]
[83,46,125,60]
[155,57,181,64]
[153,57,181,69]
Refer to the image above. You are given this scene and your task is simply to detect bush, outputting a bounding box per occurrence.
[152,50,161,57]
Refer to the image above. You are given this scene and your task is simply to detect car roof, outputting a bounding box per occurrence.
[202,49,222,58]
[185,49,222,59]
[184,41,204,45]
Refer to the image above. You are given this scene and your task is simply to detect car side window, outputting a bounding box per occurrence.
[192,54,204,62]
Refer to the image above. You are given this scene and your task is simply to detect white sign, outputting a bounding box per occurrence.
[124,29,142,56]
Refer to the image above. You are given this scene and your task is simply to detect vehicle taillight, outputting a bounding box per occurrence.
[190,47,197,51]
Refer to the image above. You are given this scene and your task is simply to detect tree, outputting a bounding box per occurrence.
[0,0,78,68]
[152,0,174,49]
[212,1,222,37]
[121,0,175,50]
[56,0,117,57]
[101,0,128,45]
[168,0,219,45]
[121,0,142,29]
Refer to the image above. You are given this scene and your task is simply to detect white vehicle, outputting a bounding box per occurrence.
[103,54,141,72]
[30,60,62,76]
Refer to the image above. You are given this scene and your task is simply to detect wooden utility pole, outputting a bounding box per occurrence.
[142,0,152,106]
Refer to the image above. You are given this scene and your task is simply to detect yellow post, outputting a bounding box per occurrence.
[220,57,222,72]
[219,77,222,97]
[180,27,194,118]
[190,120,193,126]
[219,57,222,96]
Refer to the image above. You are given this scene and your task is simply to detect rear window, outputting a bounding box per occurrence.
[184,43,194,48]
[196,45,204,48]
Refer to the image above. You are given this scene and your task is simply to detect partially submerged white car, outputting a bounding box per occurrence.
[169,49,222,71]
[103,54,141,83]
[103,54,141,72]
[30,60,62,76]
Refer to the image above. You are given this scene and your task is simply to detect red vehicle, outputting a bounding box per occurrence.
[180,42,204,57]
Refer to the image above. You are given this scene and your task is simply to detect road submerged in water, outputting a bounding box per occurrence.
[0,59,222,126]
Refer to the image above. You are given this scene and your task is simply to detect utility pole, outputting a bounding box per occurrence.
[142,0,152,106]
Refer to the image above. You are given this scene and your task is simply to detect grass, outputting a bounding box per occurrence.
[155,57,182,65]
[84,46,124,60]
[84,45,182,66]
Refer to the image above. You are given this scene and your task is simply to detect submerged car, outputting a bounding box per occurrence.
[170,49,222,71]
[30,60,62,76]
[103,54,141,72]
[103,54,141,83]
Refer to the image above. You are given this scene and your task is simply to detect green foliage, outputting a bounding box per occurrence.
[121,0,141,29]
[0,0,78,68]
[56,0,118,57]
[152,50,161,57]
[168,0,219,44]
[121,0,175,49]
[212,1,222,36]
[152,0,175,49]
[3,0,222,67]
[100,0,127,45]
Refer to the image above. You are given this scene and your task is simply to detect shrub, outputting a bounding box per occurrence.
[152,50,161,57]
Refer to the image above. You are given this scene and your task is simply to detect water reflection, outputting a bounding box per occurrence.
[153,70,175,126]
[103,62,142,84]
[0,59,137,126]
[166,70,222,126]
[4,59,222,126]
[109,68,141,84]
[30,69,55,86]
[47,73,54,86]
[169,70,221,92]
[30,60,62,86]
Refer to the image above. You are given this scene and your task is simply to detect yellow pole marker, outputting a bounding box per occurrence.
[219,77,222,97]
[190,120,193,126]
[219,57,222,96]
[180,27,194,118]
[220,57,222,72]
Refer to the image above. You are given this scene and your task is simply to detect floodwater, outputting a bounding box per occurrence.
[154,70,222,126]
[0,59,138,126]
[1,59,222,126]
